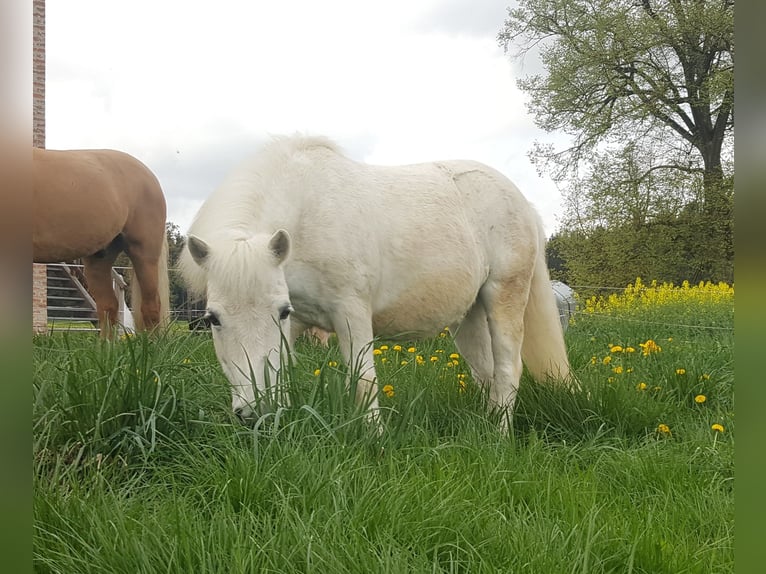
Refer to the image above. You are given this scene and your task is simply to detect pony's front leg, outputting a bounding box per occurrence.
[332,308,380,427]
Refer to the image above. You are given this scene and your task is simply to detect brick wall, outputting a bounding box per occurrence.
[32,0,47,334]
[33,0,45,149]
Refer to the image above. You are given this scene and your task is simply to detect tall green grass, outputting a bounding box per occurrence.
[33,301,733,573]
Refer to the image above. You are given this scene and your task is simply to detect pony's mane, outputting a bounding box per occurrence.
[179,231,278,300]
[186,134,344,239]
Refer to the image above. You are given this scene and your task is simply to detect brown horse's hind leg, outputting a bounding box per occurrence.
[83,240,122,338]
[127,248,162,330]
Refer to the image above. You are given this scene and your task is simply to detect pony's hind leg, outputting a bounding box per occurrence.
[452,301,493,383]
[479,272,533,430]
[83,242,122,338]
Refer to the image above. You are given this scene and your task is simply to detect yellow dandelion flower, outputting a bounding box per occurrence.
[382,384,395,398]
[407,347,416,353]
[449,353,460,360]
[393,345,402,352]
[711,424,725,433]
[613,365,624,374]
[458,379,466,393]
[457,373,467,380]
[610,345,624,353]
[328,361,338,367]
[416,355,425,365]
[640,339,662,356]
[602,356,612,365]
[379,345,389,351]
[694,394,706,404]
[636,382,647,391]
[400,360,408,366]
[373,349,383,356]
[381,357,388,364]
[430,356,439,363]
[625,347,636,353]
[657,423,671,435]
[590,356,598,365]
[626,368,634,373]
[676,368,686,376]
[451,360,460,367]
[314,369,321,376]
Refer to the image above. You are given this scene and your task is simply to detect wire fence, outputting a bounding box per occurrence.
[50,265,733,333]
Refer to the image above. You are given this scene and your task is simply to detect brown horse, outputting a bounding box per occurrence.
[33,148,171,335]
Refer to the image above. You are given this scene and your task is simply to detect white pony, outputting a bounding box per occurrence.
[179,135,572,428]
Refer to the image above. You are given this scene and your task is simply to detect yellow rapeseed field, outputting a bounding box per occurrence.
[582,278,734,315]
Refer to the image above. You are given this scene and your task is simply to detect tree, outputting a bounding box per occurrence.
[499,0,733,281]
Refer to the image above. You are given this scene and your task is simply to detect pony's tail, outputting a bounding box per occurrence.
[521,228,574,386]
[131,234,171,331]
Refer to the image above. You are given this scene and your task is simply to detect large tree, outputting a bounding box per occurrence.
[499,0,733,281]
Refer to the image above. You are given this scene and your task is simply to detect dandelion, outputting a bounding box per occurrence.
[382,384,395,398]
[636,382,647,391]
[676,368,686,376]
[379,345,389,351]
[430,356,439,363]
[610,345,624,353]
[458,379,466,393]
[451,360,460,367]
[700,373,711,381]
[626,368,634,373]
[400,360,408,366]
[694,394,706,404]
[640,339,662,356]
[314,369,321,376]
[449,353,460,360]
[328,361,338,367]
[590,356,598,365]
[381,357,388,364]
[612,365,624,374]
[393,345,402,352]
[602,356,612,365]
[407,347,416,353]
[657,423,671,435]
[711,424,725,433]
[625,347,636,353]
[373,349,383,356]
[416,355,425,365]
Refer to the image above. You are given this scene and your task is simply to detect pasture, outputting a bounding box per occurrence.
[33,280,734,573]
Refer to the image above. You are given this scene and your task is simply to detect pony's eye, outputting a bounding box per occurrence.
[204,311,221,327]
[278,305,293,321]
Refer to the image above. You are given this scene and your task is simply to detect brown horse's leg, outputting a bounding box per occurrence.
[83,243,121,338]
[127,250,162,330]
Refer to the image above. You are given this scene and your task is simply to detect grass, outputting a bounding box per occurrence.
[33,291,733,573]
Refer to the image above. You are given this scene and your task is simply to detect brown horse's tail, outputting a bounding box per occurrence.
[520,225,574,386]
[131,234,171,330]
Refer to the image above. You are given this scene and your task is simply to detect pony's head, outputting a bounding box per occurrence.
[184,229,293,419]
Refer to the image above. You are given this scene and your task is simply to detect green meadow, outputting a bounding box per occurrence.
[33,282,733,573]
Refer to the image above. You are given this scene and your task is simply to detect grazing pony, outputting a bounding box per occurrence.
[33,148,171,335]
[179,135,572,429]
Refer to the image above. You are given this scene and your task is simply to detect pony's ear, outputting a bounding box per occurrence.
[187,235,210,266]
[269,229,291,264]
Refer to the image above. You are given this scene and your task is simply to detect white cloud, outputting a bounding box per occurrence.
[45,0,565,235]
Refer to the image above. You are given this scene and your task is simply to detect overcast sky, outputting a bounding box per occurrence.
[44,0,565,235]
